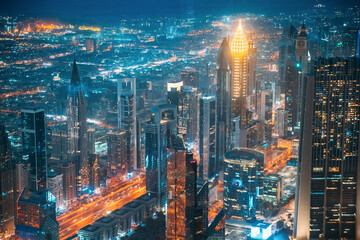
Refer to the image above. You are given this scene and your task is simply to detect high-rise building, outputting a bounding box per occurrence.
[278,23,297,95]
[67,60,88,195]
[117,78,137,170]
[180,67,199,89]
[136,111,151,170]
[295,22,310,129]
[88,154,99,191]
[231,21,249,127]
[21,107,47,191]
[167,135,196,240]
[263,174,283,206]
[50,124,67,162]
[223,148,264,220]
[47,171,64,210]
[107,130,128,176]
[294,58,360,239]
[215,37,232,174]
[247,40,257,110]
[274,109,288,138]
[0,126,15,238]
[145,116,169,209]
[167,84,199,146]
[16,187,59,240]
[87,124,96,155]
[145,104,177,209]
[285,62,299,135]
[53,161,76,207]
[199,95,216,180]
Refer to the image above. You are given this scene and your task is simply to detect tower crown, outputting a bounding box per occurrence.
[71,60,81,85]
[231,21,248,54]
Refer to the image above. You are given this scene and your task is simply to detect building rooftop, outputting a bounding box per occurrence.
[224,148,264,163]
[79,224,101,233]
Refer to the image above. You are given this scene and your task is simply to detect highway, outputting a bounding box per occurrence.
[58,175,146,240]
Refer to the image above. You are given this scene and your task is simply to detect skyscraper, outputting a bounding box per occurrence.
[117,78,137,170]
[223,148,264,220]
[145,104,177,209]
[107,130,128,176]
[199,95,216,180]
[215,37,232,173]
[294,58,360,239]
[0,125,15,238]
[167,84,199,147]
[67,60,88,195]
[231,21,249,127]
[166,135,196,240]
[21,107,47,191]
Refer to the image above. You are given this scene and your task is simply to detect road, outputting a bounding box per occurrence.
[58,175,146,240]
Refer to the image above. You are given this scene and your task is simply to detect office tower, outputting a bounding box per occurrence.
[285,63,299,135]
[231,21,249,127]
[223,148,264,220]
[145,104,176,209]
[50,124,67,162]
[14,162,30,203]
[295,23,310,129]
[87,124,96,155]
[77,225,103,240]
[278,23,297,95]
[85,38,96,53]
[356,30,360,57]
[0,126,15,238]
[136,111,151,170]
[215,37,232,173]
[294,58,360,239]
[167,136,196,240]
[199,95,216,180]
[67,60,88,194]
[274,109,288,138]
[247,40,257,109]
[167,83,199,146]
[21,107,47,191]
[88,154,99,191]
[47,171,64,209]
[16,187,59,240]
[195,181,209,239]
[263,174,283,206]
[181,67,199,88]
[117,78,137,170]
[53,161,76,207]
[107,130,128,176]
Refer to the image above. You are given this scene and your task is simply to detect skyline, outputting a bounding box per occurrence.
[1,1,360,239]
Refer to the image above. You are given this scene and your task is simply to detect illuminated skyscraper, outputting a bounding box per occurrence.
[0,125,15,238]
[231,21,249,127]
[223,148,264,220]
[117,78,137,170]
[21,107,47,191]
[67,60,88,195]
[199,95,216,180]
[167,83,199,147]
[146,104,177,209]
[166,135,196,240]
[215,37,232,173]
[294,58,360,240]
[107,130,128,176]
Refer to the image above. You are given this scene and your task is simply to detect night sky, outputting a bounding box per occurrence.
[1,0,359,17]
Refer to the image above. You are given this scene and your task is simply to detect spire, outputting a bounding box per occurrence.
[71,59,81,85]
[231,20,248,54]
[217,37,232,71]
[299,21,307,37]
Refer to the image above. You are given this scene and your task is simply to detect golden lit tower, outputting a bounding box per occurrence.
[231,21,249,128]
